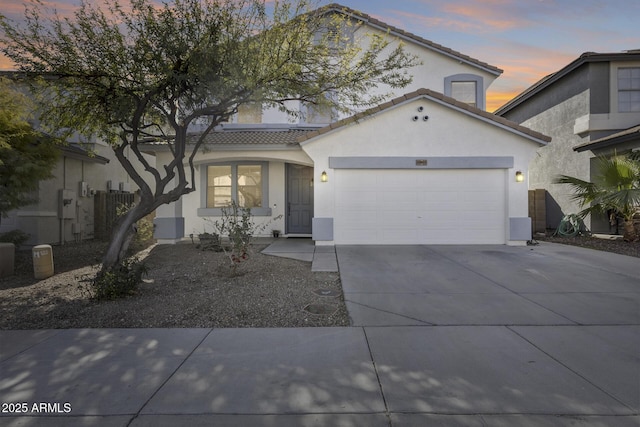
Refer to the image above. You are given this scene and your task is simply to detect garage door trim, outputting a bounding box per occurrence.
[329,156,514,169]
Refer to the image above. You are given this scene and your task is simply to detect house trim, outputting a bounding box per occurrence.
[444,74,485,110]
[312,218,334,241]
[328,156,514,169]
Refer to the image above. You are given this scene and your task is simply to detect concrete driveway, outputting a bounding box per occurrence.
[337,243,640,424]
[337,243,639,326]
[0,242,637,426]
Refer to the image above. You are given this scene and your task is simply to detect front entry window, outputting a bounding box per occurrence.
[206,163,264,209]
[237,165,263,208]
[207,165,232,208]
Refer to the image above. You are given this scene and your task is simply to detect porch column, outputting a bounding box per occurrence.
[154,197,184,244]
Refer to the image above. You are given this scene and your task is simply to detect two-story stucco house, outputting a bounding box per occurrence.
[496,50,640,234]
[146,3,550,246]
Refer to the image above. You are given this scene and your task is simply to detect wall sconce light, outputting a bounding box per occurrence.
[321,171,328,182]
[515,171,524,183]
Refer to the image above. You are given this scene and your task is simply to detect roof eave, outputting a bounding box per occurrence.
[60,146,110,164]
[496,51,640,115]
[140,142,302,153]
[574,133,640,152]
[300,88,551,147]
[320,4,502,76]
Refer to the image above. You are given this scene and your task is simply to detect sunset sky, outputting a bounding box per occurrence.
[2,0,639,111]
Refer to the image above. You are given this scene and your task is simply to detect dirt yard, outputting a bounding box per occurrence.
[0,241,349,329]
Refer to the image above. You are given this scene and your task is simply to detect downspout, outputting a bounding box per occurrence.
[60,156,66,245]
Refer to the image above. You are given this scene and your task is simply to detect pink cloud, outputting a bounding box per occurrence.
[389,9,487,33]
[440,1,525,32]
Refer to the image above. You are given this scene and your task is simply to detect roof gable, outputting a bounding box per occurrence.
[317,3,502,76]
[298,88,550,146]
[495,50,640,115]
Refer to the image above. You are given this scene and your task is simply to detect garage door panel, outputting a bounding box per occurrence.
[378,193,420,208]
[380,229,418,242]
[378,210,421,224]
[336,190,377,209]
[339,213,378,227]
[334,169,506,245]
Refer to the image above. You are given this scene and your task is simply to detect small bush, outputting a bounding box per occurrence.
[197,232,222,251]
[0,229,30,247]
[204,201,281,275]
[116,204,156,252]
[135,213,155,245]
[85,258,148,300]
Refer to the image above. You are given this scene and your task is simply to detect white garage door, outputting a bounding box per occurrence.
[334,169,507,244]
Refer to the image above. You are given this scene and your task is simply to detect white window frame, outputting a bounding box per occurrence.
[198,161,271,217]
[445,74,485,110]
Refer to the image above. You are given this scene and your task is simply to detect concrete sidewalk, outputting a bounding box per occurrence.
[0,242,638,426]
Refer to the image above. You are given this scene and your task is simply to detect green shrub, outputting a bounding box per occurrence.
[197,232,222,251]
[116,204,155,251]
[86,257,148,300]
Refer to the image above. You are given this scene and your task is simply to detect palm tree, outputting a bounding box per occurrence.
[556,154,640,242]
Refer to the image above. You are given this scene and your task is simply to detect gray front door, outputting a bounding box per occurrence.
[286,164,314,234]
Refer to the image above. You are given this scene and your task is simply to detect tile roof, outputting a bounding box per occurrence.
[192,129,317,146]
[574,124,640,152]
[297,88,551,145]
[60,144,110,164]
[316,3,502,76]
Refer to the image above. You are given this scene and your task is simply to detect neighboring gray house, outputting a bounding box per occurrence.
[0,140,151,246]
[495,50,640,234]
[0,73,156,246]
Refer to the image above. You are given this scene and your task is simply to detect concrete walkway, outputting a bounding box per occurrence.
[261,237,338,272]
[0,242,638,426]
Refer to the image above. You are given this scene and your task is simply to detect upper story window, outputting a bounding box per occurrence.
[303,91,336,124]
[451,81,477,107]
[618,67,640,112]
[236,102,262,124]
[444,74,485,110]
[314,16,356,51]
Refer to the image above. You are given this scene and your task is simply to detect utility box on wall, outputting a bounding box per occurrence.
[58,189,76,219]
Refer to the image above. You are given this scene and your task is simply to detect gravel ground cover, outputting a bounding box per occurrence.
[1,235,636,330]
[0,241,349,329]
[534,234,639,258]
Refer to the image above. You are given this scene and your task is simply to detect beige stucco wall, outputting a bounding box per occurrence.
[240,22,499,125]
[301,96,542,243]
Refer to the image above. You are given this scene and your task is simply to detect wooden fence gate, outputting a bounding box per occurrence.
[528,189,547,234]
[94,191,135,240]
